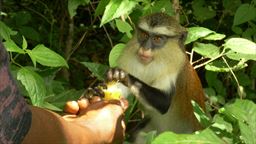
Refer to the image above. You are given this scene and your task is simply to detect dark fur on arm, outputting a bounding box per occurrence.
[127,75,174,114]
[0,42,32,143]
[107,68,175,114]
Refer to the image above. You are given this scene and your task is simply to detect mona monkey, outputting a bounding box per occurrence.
[107,12,205,141]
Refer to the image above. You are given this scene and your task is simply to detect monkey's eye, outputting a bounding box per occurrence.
[140,31,149,39]
[153,36,162,44]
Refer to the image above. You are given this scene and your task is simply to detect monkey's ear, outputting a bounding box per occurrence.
[180,31,188,43]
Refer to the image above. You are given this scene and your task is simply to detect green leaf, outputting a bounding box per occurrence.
[212,114,233,134]
[193,43,220,58]
[80,62,109,81]
[232,26,243,35]
[17,67,46,106]
[204,87,216,97]
[233,4,256,26]
[95,0,110,17]
[192,100,211,128]
[185,27,214,44]
[68,0,90,18]
[205,71,226,96]
[14,11,31,26]
[0,21,17,40]
[31,44,68,68]
[205,59,247,72]
[223,0,241,14]
[42,102,62,112]
[192,0,216,22]
[100,0,137,26]
[115,19,133,38]
[204,33,226,40]
[3,39,25,54]
[148,0,174,16]
[22,36,27,50]
[223,99,256,144]
[46,89,83,110]
[153,128,224,144]
[109,43,126,67]
[224,38,256,55]
[226,50,256,61]
[236,72,251,86]
[19,26,40,42]
[26,49,37,67]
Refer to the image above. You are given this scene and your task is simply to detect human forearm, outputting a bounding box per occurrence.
[0,42,32,143]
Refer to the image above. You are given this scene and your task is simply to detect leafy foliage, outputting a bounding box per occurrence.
[0,0,256,143]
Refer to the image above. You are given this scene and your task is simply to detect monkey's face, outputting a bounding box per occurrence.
[136,29,169,64]
[135,13,186,65]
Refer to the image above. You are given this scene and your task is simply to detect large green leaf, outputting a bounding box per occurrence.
[0,21,17,41]
[192,100,211,128]
[45,89,83,110]
[223,0,241,14]
[31,44,68,68]
[185,27,214,44]
[224,38,256,55]
[204,33,226,41]
[42,102,62,112]
[233,4,256,26]
[226,50,256,61]
[146,0,174,16]
[205,59,247,72]
[192,0,216,22]
[3,40,25,54]
[68,0,90,18]
[94,0,110,17]
[192,43,220,58]
[17,67,46,106]
[80,62,109,81]
[19,26,40,42]
[100,0,137,26]
[14,11,31,26]
[109,43,126,67]
[222,99,256,144]
[115,19,133,38]
[153,128,224,144]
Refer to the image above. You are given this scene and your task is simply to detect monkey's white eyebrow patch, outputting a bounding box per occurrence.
[138,22,176,36]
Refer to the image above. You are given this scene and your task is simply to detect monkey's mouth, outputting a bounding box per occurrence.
[138,53,153,64]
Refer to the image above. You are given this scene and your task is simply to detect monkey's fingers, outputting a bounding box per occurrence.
[107,68,127,83]
[84,87,105,98]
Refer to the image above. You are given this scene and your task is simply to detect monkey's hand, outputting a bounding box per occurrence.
[84,83,107,99]
[107,68,129,86]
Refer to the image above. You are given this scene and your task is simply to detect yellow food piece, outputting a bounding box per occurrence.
[103,81,121,100]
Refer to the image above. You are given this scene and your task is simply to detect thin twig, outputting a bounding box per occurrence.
[102,25,113,48]
[89,2,113,48]
[23,5,51,24]
[221,56,242,99]
[190,49,194,64]
[192,57,208,65]
[194,48,226,69]
[67,31,88,61]
[180,6,190,26]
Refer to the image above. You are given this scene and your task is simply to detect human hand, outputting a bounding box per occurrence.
[63,97,128,144]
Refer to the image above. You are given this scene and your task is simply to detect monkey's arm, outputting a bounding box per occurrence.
[107,68,175,114]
